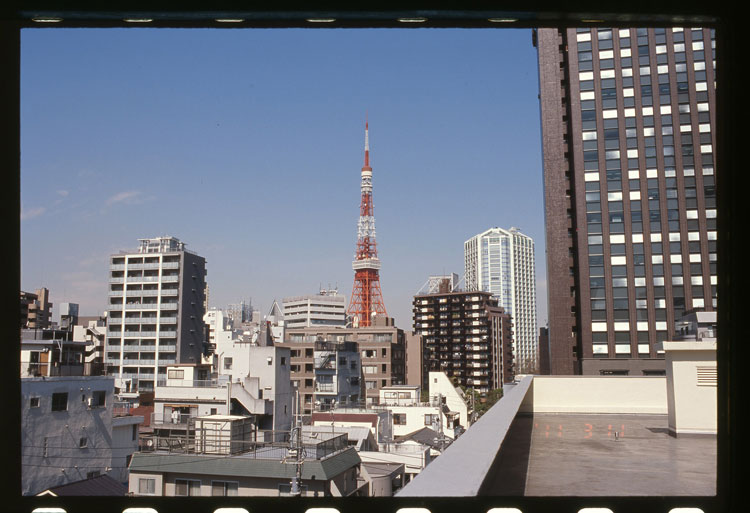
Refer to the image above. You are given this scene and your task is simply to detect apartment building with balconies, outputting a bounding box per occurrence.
[282,322,406,410]
[413,290,514,393]
[104,236,206,394]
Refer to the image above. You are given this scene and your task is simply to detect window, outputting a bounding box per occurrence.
[51,392,68,412]
[393,413,407,425]
[132,424,138,440]
[168,369,184,379]
[139,478,156,495]
[211,481,238,496]
[175,479,201,496]
[79,437,88,448]
[91,390,106,408]
[424,414,438,426]
[30,397,40,408]
[223,357,233,370]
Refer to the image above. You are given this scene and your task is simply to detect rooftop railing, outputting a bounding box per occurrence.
[139,430,348,460]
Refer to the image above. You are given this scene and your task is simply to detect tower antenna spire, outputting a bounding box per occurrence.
[364,116,370,168]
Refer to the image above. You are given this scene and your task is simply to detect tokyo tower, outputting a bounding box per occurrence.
[348,120,387,327]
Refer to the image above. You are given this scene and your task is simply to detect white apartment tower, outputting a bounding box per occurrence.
[465,227,538,372]
[105,236,207,393]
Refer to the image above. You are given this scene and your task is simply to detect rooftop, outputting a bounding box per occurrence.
[37,474,127,497]
[399,374,717,497]
[129,446,361,481]
[484,412,716,496]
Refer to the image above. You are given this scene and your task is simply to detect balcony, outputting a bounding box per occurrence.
[160,288,179,296]
[162,262,180,269]
[161,275,179,283]
[125,303,158,310]
[315,383,336,393]
[126,289,160,297]
[159,330,177,337]
[159,317,177,324]
[160,302,178,310]
[126,275,160,283]
[157,345,177,352]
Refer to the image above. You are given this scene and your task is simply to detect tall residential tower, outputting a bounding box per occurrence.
[535,27,716,375]
[105,236,207,392]
[465,227,537,372]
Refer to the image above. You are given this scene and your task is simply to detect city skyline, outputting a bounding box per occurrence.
[21,28,546,330]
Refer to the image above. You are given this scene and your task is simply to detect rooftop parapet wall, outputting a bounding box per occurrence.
[519,375,667,415]
[397,376,533,496]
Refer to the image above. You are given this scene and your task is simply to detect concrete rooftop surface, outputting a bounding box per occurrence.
[484,413,717,496]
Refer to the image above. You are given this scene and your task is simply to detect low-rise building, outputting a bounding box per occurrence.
[152,351,291,436]
[21,376,143,495]
[129,430,363,497]
[377,373,470,440]
[310,410,392,443]
[21,328,86,378]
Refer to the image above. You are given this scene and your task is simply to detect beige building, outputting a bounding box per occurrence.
[22,287,52,329]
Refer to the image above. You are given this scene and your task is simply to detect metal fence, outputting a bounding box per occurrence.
[138,431,348,460]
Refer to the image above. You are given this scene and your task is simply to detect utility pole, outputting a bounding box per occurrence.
[288,389,305,496]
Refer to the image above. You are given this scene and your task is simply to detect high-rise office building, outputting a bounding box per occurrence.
[535,27,717,375]
[464,227,537,372]
[105,236,207,392]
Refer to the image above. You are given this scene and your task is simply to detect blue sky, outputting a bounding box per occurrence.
[21,27,547,329]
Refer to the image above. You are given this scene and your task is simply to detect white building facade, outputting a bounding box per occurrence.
[21,376,142,495]
[465,227,538,372]
[282,289,347,329]
[105,236,207,393]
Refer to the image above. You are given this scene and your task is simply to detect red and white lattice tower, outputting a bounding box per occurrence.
[348,120,387,327]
